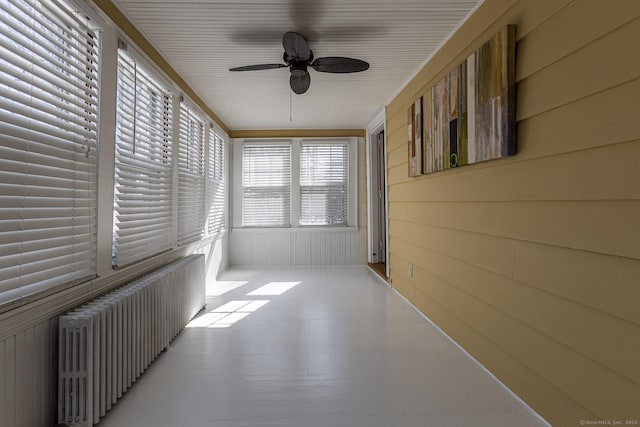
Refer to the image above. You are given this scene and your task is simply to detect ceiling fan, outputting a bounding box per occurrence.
[229,32,369,95]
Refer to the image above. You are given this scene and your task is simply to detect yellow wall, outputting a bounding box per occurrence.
[386,0,640,424]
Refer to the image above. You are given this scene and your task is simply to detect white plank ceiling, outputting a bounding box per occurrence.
[111,0,481,130]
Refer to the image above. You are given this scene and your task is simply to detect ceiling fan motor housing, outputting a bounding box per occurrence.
[284,50,313,67]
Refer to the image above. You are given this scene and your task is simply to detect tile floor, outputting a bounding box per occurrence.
[98,266,548,427]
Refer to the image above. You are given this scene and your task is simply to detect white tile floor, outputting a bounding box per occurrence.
[98,266,548,427]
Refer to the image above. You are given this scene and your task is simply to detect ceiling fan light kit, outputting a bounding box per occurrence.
[230,32,369,94]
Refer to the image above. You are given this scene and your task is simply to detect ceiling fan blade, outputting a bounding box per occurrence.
[311,57,370,73]
[290,69,311,94]
[229,64,287,71]
[283,32,311,62]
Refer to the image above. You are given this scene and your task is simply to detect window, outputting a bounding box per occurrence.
[177,102,206,244]
[234,138,357,229]
[0,0,100,298]
[112,46,173,267]
[242,144,291,227]
[207,126,225,235]
[300,142,348,225]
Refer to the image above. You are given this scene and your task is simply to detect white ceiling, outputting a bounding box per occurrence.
[112,0,481,130]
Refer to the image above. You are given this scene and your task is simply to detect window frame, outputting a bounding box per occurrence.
[112,42,175,267]
[206,123,227,236]
[176,98,207,245]
[239,140,292,228]
[233,137,358,229]
[299,140,350,226]
[0,0,102,302]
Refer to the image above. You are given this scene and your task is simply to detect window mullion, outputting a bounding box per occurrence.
[291,139,301,228]
[169,93,181,248]
[177,101,205,245]
[204,123,212,235]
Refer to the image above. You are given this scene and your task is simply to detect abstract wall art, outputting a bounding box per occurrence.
[409,25,516,176]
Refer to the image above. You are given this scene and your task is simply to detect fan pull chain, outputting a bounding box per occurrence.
[289,89,293,121]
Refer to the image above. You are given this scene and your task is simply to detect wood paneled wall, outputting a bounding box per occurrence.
[385,0,640,424]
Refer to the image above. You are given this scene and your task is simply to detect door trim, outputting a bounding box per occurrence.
[365,109,388,275]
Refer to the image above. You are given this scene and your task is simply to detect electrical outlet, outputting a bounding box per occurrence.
[407,263,413,277]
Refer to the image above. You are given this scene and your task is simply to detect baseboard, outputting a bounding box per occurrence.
[390,287,551,427]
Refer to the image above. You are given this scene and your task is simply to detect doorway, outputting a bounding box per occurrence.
[368,124,388,279]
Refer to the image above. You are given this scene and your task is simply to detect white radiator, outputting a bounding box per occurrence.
[57,255,205,426]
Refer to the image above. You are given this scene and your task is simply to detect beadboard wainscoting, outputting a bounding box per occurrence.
[230,228,367,266]
[0,318,58,426]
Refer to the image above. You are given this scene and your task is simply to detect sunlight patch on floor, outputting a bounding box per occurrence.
[186,300,269,328]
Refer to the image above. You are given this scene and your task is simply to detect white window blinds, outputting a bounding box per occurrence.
[300,142,348,225]
[242,144,291,227]
[0,0,100,299]
[178,103,205,244]
[113,48,173,267]
[207,127,225,235]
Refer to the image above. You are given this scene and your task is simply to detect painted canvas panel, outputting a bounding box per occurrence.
[471,26,516,162]
[467,25,515,164]
[414,96,423,174]
[456,62,469,168]
[407,102,416,176]
[417,25,515,176]
[423,91,432,174]
[408,97,423,176]
[431,72,449,172]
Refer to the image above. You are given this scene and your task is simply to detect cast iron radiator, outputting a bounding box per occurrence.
[57,254,205,426]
